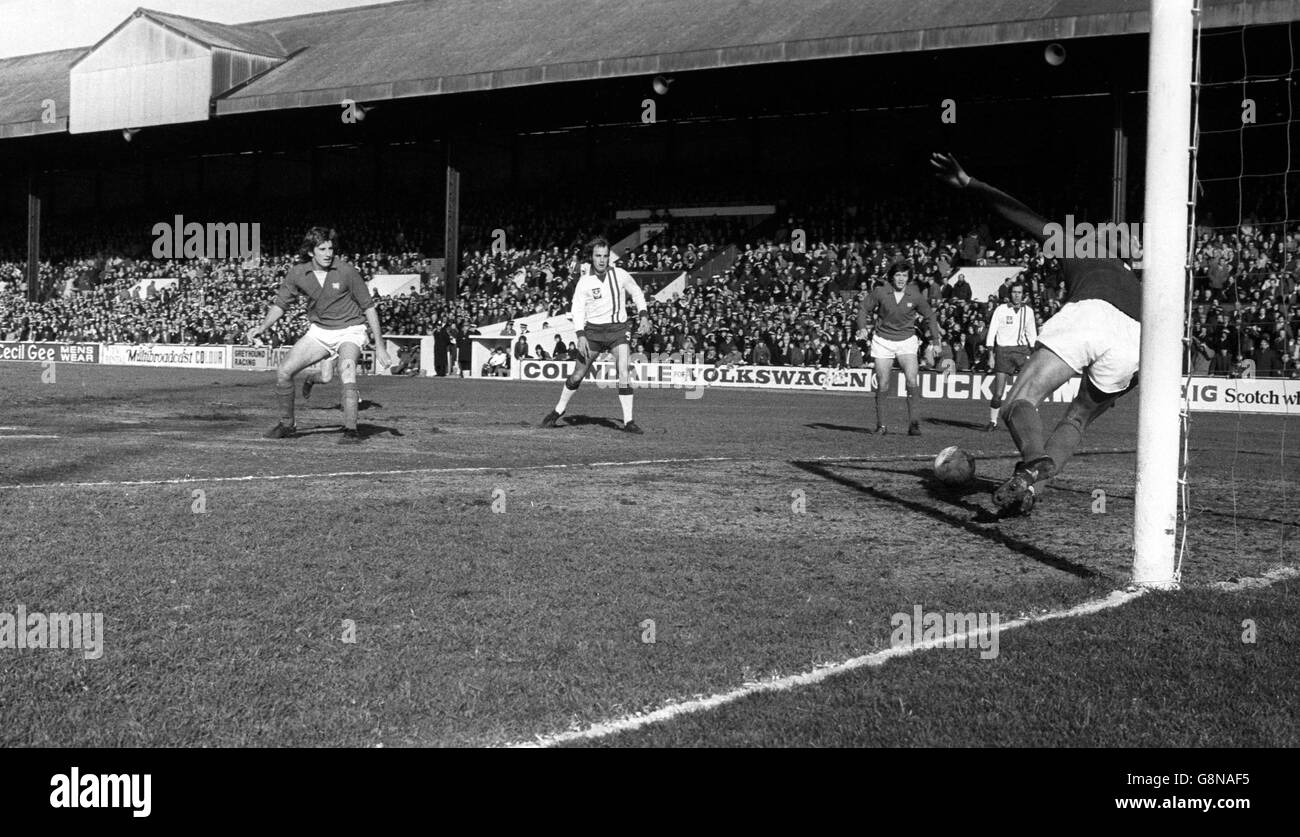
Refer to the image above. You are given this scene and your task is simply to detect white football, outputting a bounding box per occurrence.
[933,445,976,485]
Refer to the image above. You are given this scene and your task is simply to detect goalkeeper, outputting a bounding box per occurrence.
[932,153,1141,516]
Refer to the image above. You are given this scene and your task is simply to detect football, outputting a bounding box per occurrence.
[933,445,976,486]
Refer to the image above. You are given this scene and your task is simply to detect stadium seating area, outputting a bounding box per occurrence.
[2,198,1298,378]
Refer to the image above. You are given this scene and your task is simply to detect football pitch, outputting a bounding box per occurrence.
[1,362,1296,747]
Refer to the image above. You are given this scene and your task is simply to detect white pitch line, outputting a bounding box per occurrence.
[0,434,59,439]
[0,453,946,490]
[509,562,1300,748]
[0,455,745,490]
[505,588,1147,748]
[0,447,1140,491]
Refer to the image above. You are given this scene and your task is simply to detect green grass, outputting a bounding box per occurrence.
[0,362,1295,746]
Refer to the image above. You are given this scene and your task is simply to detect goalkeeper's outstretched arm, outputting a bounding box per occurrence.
[931,152,1051,243]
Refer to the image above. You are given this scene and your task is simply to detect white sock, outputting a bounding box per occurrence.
[555,385,577,414]
[620,394,634,422]
[989,406,999,425]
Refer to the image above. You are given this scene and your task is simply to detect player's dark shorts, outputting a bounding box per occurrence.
[582,321,631,355]
[993,346,1031,375]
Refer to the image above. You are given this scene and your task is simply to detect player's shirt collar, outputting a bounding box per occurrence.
[292,259,341,277]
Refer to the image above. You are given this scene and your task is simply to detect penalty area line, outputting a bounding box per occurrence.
[0,448,1141,491]
[0,456,739,489]
[0,452,963,491]
[505,587,1147,748]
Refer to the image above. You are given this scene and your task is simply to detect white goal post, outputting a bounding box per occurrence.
[1133,0,1195,588]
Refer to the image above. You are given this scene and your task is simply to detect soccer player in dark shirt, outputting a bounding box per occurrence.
[856,261,944,435]
[932,153,1141,515]
[247,227,392,443]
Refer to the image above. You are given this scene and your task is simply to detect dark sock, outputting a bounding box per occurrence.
[1043,419,1082,479]
[905,385,918,424]
[1004,399,1047,464]
[1044,392,1117,478]
[875,388,886,427]
[342,382,359,429]
[275,382,295,425]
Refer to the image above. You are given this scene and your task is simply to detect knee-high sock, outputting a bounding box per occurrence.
[342,382,359,429]
[905,385,919,424]
[618,386,634,422]
[1044,391,1117,478]
[276,382,295,424]
[1043,415,1084,479]
[1004,399,1047,465]
[555,380,580,414]
[874,387,887,427]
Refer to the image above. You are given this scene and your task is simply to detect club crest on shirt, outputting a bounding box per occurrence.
[592,287,602,298]
[332,282,340,290]
[906,302,914,309]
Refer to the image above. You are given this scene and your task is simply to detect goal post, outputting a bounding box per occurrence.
[1133,0,1195,588]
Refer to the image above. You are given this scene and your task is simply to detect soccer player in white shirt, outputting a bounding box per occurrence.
[983,282,1037,431]
[542,238,651,432]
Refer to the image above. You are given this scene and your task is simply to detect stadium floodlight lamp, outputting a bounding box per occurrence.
[1044,43,1067,66]
[652,75,673,95]
[122,128,141,142]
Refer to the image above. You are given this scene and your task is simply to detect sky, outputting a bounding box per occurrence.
[0,0,389,59]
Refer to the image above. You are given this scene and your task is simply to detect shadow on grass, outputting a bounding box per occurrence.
[4,442,158,486]
[316,399,384,411]
[925,418,988,431]
[294,422,404,439]
[791,459,1103,580]
[556,414,625,431]
[806,422,874,434]
[1047,482,1293,526]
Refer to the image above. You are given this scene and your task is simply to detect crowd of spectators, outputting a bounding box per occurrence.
[2,196,1298,379]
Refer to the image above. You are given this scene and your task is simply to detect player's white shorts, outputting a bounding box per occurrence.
[871,334,919,360]
[305,323,368,356]
[1036,299,1140,394]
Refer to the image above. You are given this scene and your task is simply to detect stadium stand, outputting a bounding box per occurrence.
[3,195,1297,377]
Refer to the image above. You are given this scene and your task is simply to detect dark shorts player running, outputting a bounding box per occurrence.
[932,152,1142,516]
